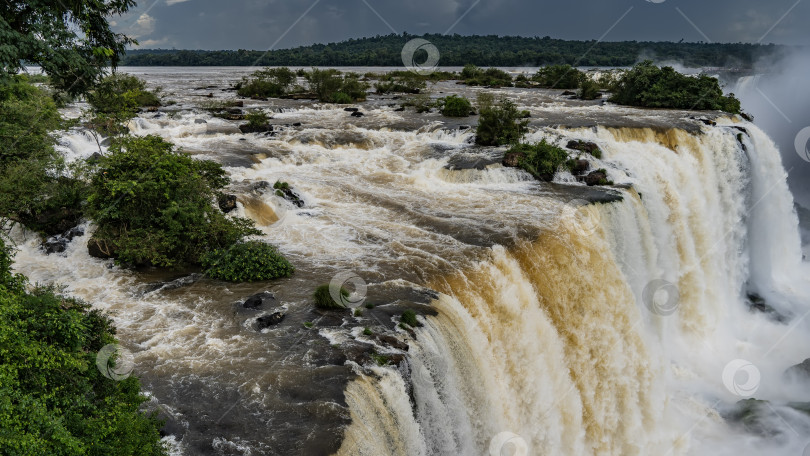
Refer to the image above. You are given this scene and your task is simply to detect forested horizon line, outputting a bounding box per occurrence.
[120,33,791,68]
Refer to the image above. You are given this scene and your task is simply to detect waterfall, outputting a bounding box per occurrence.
[338,121,810,455]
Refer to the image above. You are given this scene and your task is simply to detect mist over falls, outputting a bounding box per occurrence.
[12,68,810,455]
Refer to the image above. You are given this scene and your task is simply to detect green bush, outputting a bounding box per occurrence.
[305,69,369,103]
[509,139,572,179]
[0,77,88,235]
[374,71,427,94]
[578,78,601,100]
[332,92,353,104]
[400,309,420,327]
[475,93,529,146]
[313,283,348,309]
[0,239,167,455]
[460,65,513,87]
[610,61,742,114]
[86,73,160,114]
[532,65,585,89]
[202,241,294,282]
[237,67,297,98]
[87,135,259,267]
[246,110,270,127]
[439,95,472,117]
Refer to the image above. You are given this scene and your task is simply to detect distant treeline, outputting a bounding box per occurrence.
[121,33,784,68]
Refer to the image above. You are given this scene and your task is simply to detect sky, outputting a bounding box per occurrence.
[111,0,810,50]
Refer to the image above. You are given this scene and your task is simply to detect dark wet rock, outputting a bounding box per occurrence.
[226,107,242,115]
[723,399,784,438]
[194,118,207,124]
[458,125,470,130]
[87,237,116,259]
[343,107,359,112]
[562,90,576,96]
[239,123,272,134]
[239,137,246,140]
[232,100,244,107]
[375,334,409,352]
[206,93,213,98]
[257,312,285,329]
[502,150,524,168]
[86,152,103,163]
[218,193,238,213]
[394,106,405,112]
[350,111,364,117]
[243,291,276,309]
[252,181,271,192]
[566,140,601,155]
[747,293,789,323]
[785,358,810,381]
[698,118,716,126]
[275,186,305,208]
[572,159,590,176]
[584,170,609,186]
[292,122,302,127]
[42,226,85,254]
[19,202,83,236]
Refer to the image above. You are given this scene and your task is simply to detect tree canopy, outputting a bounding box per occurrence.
[0,0,135,95]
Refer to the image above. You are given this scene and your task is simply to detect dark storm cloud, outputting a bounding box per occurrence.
[112,0,809,50]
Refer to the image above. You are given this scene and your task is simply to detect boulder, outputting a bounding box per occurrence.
[566,140,600,155]
[194,118,207,124]
[256,312,285,329]
[87,237,116,259]
[723,399,783,438]
[232,100,244,107]
[375,334,409,352]
[502,151,524,168]
[292,122,302,127]
[394,107,405,112]
[275,186,305,208]
[572,159,590,176]
[243,291,276,309]
[562,90,576,96]
[252,181,271,192]
[350,111,364,117]
[218,193,238,213]
[584,170,608,186]
[343,107,359,112]
[239,123,272,134]
[42,226,85,254]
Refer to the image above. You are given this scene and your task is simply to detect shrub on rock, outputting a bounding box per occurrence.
[202,241,294,282]
[313,283,348,309]
[438,95,472,117]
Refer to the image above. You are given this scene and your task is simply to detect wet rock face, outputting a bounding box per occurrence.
[239,123,273,134]
[566,140,600,155]
[243,291,276,309]
[571,159,590,176]
[42,226,85,254]
[584,170,608,186]
[785,358,810,381]
[218,193,238,213]
[87,237,117,260]
[256,312,285,329]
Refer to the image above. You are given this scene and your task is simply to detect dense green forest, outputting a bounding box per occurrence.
[121,33,784,68]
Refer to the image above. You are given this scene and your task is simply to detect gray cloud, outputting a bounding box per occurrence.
[112,0,810,50]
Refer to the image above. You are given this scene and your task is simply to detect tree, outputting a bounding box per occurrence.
[475,93,529,146]
[0,0,136,96]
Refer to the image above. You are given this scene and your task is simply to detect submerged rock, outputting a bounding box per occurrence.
[42,226,85,254]
[747,293,788,322]
[723,399,784,438]
[243,291,276,309]
[350,111,364,117]
[239,123,272,134]
[566,140,601,155]
[256,312,285,329]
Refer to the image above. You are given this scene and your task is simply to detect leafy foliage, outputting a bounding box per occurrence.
[474,93,529,146]
[610,61,742,113]
[578,78,601,100]
[510,139,572,179]
[0,0,136,96]
[85,74,160,137]
[438,95,472,117]
[0,77,88,235]
[305,69,368,103]
[532,64,585,89]
[202,241,294,282]
[86,135,259,267]
[246,110,270,127]
[460,65,513,87]
[236,67,297,98]
[121,34,781,68]
[374,71,427,94]
[313,284,348,309]
[0,239,167,455]
[400,310,420,327]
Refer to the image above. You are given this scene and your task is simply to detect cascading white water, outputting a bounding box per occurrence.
[337,121,810,456]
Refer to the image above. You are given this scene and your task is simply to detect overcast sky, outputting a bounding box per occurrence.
[111,0,809,50]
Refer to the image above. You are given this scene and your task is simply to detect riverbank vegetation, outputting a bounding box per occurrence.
[120,34,779,68]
